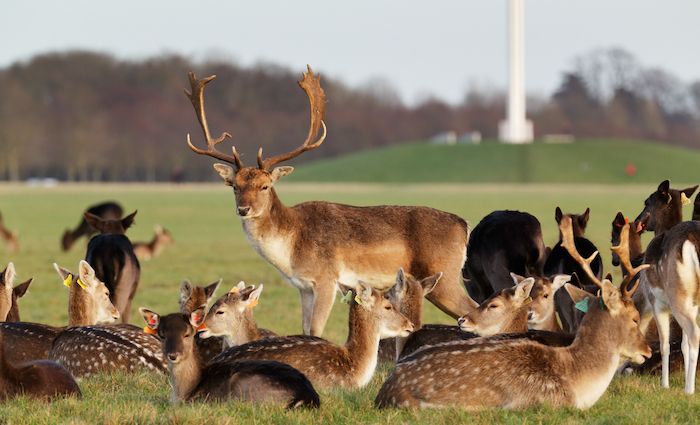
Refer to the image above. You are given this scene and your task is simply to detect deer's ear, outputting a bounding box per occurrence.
[555,207,563,223]
[78,260,97,289]
[514,278,535,301]
[84,212,104,232]
[551,275,570,291]
[564,283,591,304]
[580,208,590,225]
[657,180,670,194]
[121,210,137,230]
[2,263,16,287]
[242,284,263,309]
[420,272,442,296]
[204,279,222,301]
[180,280,193,300]
[213,164,235,186]
[601,280,622,314]
[681,186,698,203]
[139,307,160,330]
[190,307,206,328]
[613,212,626,228]
[53,263,72,282]
[13,278,32,298]
[270,166,294,182]
[510,272,526,285]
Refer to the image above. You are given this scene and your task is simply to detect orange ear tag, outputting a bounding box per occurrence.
[196,322,207,331]
[247,299,259,309]
[143,326,157,335]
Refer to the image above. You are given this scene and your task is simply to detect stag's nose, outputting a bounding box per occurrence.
[457,316,466,327]
[237,206,251,216]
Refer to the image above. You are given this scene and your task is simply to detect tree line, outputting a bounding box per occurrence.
[0,48,698,181]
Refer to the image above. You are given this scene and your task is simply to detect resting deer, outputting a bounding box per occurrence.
[376,216,651,410]
[84,210,140,322]
[179,279,225,361]
[0,332,81,400]
[185,66,474,336]
[0,263,32,322]
[0,212,19,253]
[198,282,277,349]
[525,274,570,332]
[133,225,174,260]
[61,201,123,251]
[208,282,413,389]
[634,180,700,393]
[140,307,320,408]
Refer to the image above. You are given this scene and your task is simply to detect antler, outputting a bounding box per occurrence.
[256,65,327,170]
[610,223,651,279]
[185,72,243,169]
[558,216,603,288]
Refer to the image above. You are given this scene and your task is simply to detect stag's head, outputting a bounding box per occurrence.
[84,211,137,235]
[185,66,326,219]
[555,206,590,238]
[634,180,697,234]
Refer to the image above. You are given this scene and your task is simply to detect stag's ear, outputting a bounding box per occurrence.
[84,212,104,232]
[555,207,563,224]
[139,307,160,330]
[121,211,137,230]
[580,208,590,226]
[420,272,442,296]
[613,212,626,228]
[601,280,623,314]
[270,166,294,182]
[657,180,670,194]
[213,164,235,186]
[13,278,32,298]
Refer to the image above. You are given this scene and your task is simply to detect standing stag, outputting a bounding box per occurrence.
[61,201,123,251]
[184,66,475,336]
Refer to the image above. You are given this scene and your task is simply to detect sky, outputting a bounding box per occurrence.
[2,0,698,105]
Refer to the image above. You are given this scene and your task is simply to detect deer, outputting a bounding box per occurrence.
[133,225,174,260]
[525,274,570,332]
[197,282,277,349]
[84,210,140,322]
[179,279,226,362]
[694,193,700,221]
[0,212,19,253]
[0,332,81,400]
[375,216,651,410]
[544,206,603,333]
[463,210,547,303]
[0,261,120,365]
[633,180,700,394]
[139,307,320,408]
[61,201,123,251]
[205,282,414,390]
[0,263,33,322]
[184,66,475,336]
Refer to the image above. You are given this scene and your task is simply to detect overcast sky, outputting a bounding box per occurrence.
[2,0,698,104]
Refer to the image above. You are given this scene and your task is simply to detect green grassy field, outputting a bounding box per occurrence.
[289,139,700,184]
[0,182,699,424]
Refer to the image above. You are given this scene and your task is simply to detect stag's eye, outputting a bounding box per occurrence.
[543,294,549,299]
[233,186,239,192]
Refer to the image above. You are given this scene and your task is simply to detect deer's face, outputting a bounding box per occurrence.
[615,299,652,364]
[375,294,415,338]
[385,269,441,326]
[213,165,294,219]
[458,278,535,336]
[0,263,16,321]
[527,275,568,328]
[179,279,220,315]
[76,260,120,324]
[200,284,262,339]
[635,181,697,233]
[611,216,645,267]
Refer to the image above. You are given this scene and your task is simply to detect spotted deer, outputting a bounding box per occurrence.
[185,66,474,336]
[84,210,140,322]
[140,307,320,408]
[634,180,700,394]
[198,282,277,349]
[0,212,19,253]
[376,218,651,409]
[0,263,32,322]
[61,201,123,251]
[0,332,81,400]
[133,225,174,261]
[0,261,120,365]
[208,282,413,390]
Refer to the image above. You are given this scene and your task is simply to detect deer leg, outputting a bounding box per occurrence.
[300,288,315,335]
[309,281,337,337]
[653,309,672,388]
[682,333,690,375]
[672,306,700,394]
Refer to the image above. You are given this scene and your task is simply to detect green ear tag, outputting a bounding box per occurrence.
[574,298,589,313]
[600,298,607,311]
[340,290,353,304]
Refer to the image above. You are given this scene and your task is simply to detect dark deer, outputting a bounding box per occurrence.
[133,225,174,261]
[84,210,140,322]
[0,263,32,322]
[0,212,19,253]
[545,206,603,332]
[694,193,700,221]
[0,332,81,400]
[140,308,320,408]
[61,201,123,251]
[634,180,700,394]
[463,210,547,302]
[376,217,651,409]
[185,66,475,336]
[208,282,414,389]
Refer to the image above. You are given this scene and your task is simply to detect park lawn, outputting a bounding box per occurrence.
[0,182,698,424]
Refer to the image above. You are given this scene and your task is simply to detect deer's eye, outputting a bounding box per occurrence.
[260,185,270,191]
[488,304,499,309]
[216,311,224,315]
[543,294,549,299]
[384,305,392,310]
[233,186,239,192]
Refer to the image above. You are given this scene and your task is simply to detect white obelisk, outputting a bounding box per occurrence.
[499,0,533,143]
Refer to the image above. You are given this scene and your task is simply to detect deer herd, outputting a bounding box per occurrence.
[0,66,698,413]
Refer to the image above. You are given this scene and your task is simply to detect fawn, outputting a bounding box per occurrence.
[133,225,174,260]
[0,263,32,322]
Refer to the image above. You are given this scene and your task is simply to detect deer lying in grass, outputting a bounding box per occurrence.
[208,282,413,390]
[133,225,174,260]
[140,308,320,408]
[0,212,19,253]
[179,279,225,362]
[0,261,119,364]
[84,210,140,322]
[634,180,700,393]
[0,263,32,322]
[0,332,81,400]
[185,66,474,336]
[198,282,277,349]
[524,274,570,332]
[376,216,651,409]
[61,201,123,251]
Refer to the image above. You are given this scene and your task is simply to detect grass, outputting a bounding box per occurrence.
[289,139,700,184]
[0,182,699,423]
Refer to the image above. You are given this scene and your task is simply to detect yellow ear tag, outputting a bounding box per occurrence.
[143,326,157,335]
[248,298,259,309]
[229,287,240,294]
[76,278,87,290]
[63,274,73,288]
[354,294,363,305]
[682,193,691,206]
[522,296,533,306]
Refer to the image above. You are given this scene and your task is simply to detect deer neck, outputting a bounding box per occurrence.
[223,313,261,348]
[169,342,203,403]
[344,304,381,386]
[68,285,94,326]
[656,206,683,236]
[501,308,529,334]
[148,236,166,257]
[242,189,295,237]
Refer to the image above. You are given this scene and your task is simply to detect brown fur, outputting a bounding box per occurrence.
[133,225,174,260]
[0,263,32,322]
[527,275,569,332]
[61,201,123,251]
[0,212,19,253]
[555,207,590,239]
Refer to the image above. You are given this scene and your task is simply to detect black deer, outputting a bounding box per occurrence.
[61,201,123,251]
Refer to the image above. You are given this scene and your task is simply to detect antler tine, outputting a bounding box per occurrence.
[559,216,603,288]
[620,272,642,299]
[610,223,651,279]
[184,71,243,169]
[258,65,327,170]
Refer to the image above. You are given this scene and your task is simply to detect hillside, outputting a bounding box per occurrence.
[288,139,700,183]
